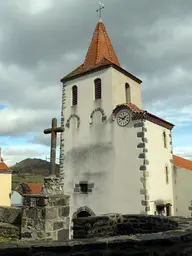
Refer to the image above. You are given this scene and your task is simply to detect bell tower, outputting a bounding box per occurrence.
[59,15,143,237]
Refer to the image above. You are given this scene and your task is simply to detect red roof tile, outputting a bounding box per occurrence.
[173,155,192,171]
[83,20,120,68]
[22,183,43,195]
[113,103,174,130]
[61,21,141,84]
[0,162,10,172]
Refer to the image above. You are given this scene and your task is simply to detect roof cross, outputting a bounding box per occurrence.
[44,118,64,176]
[96,2,104,20]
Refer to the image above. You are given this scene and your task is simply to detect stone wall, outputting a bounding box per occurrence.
[73,214,178,239]
[21,194,69,241]
[0,206,21,225]
[0,206,21,239]
[1,229,192,255]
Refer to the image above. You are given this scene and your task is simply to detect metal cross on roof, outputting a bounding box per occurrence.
[44,118,64,176]
[96,2,104,20]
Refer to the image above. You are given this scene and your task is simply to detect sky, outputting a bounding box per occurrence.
[0,0,192,166]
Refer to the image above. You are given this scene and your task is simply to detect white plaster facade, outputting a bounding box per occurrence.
[62,68,146,235]
[145,121,175,216]
[173,166,192,217]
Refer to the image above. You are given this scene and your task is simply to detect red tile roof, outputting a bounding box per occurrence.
[0,162,10,172]
[173,155,192,171]
[83,20,120,68]
[61,21,141,84]
[113,103,174,130]
[20,183,43,195]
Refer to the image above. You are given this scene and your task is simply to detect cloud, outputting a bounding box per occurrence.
[2,144,49,166]
[173,146,192,160]
[0,0,191,164]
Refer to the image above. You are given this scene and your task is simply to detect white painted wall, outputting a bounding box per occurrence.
[111,69,142,109]
[62,67,144,237]
[145,120,175,215]
[173,166,192,217]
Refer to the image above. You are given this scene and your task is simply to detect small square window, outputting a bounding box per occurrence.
[80,183,88,193]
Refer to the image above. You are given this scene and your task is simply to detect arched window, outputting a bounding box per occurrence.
[72,85,78,106]
[94,78,102,100]
[163,131,167,148]
[125,83,131,103]
[165,166,169,184]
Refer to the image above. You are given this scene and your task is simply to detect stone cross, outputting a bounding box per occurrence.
[96,2,104,20]
[44,118,64,176]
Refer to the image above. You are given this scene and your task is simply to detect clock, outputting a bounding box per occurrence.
[116,109,130,127]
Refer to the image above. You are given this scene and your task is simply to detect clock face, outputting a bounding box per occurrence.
[117,110,130,127]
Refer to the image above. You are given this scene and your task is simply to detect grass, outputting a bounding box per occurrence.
[12,174,44,190]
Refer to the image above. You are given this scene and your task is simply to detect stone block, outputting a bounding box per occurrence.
[140,189,147,195]
[59,206,70,217]
[36,197,48,206]
[134,122,144,128]
[145,206,150,212]
[0,207,21,225]
[74,187,80,192]
[137,143,145,148]
[142,138,148,143]
[144,159,149,165]
[138,153,146,159]
[140,165,146,171]
[21,217,27,228]
[141,200,149,206]
[142,127,147,132]
[143,171,149,177]
[43,207,58,219]
[137,132,145,138]
[33,220,45,231]
[88,183,94,189]
[53,221,64,230]
[63,217,70,229]
[26,208,38,219]
[45,221,53,232]
[58,229,69,241]
[22,232,32,239]
[0,223,20,239]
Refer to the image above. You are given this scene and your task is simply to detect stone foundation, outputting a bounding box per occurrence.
[1,229,192,255]
[21,194,69,241]
[73,214,178,239]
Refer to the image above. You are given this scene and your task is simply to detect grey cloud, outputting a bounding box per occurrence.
[0,0,192,141]
[29,132,61,147]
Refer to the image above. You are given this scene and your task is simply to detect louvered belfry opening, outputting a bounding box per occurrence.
[125,83,131,103]
[94,78,102,100]
[72,85,78,105]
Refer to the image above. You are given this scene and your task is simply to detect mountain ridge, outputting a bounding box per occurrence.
[11,158,59,177]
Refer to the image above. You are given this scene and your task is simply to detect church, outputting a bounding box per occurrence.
[59,18,192,234]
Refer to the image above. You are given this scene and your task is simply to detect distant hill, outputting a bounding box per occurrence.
[11,158,59,177]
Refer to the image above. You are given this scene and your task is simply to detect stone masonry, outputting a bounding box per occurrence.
[73,214,178,239]
[59,83,66,187]
[21,176,70,241]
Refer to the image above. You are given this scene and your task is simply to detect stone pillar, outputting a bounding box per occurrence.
[21,176,70,241]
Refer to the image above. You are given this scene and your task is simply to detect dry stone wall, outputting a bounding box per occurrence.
[73,214,178,239]
[0,206,21,239]
[1,229,192,255]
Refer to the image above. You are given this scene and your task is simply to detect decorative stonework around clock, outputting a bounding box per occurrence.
[89,107,107,125]
[66,114,80,128]
[116,109,130,127]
